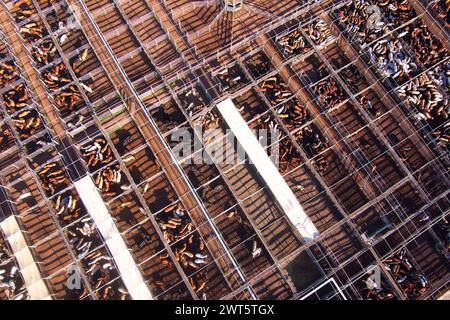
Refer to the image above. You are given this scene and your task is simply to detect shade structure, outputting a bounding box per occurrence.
[74,176,153,300]
[217,98,319,242]
[0,215,52,300]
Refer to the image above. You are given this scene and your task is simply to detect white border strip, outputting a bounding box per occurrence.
[217,98,319,242]
[0,215,52,300]
[74,176,153,300]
